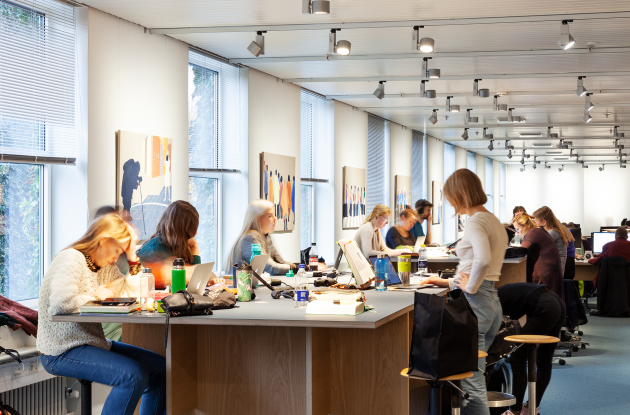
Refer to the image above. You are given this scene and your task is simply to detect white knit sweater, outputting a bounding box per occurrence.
[37,249,137,356]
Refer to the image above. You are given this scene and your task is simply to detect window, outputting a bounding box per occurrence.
[500,163,507,222]
[485,158,494,213]
[443,143,456,243]
[188,62,218,169]
[411,130,425,201]
[300,184,313,250]
[467,151,477,173]
[188,177,218,264]
[367,115,387,214]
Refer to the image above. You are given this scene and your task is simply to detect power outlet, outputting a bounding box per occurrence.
[29,361,37,374]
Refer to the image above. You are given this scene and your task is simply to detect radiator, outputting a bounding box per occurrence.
[0,377,65,415]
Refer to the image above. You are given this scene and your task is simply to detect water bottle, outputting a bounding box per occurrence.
[171,258,186,293]
[250,243,262,287]
[514,233,521,246]
[309,243,319,270]
[140,268,155,315]
[295,264,309,309]
[419,244,428,274]
[375,254,388,291]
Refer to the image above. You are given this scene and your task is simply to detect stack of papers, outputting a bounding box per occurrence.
[80,299,139,316]
[305,301,366,316]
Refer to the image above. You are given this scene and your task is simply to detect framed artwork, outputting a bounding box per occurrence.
[394,175,412,221]
[342,166,366,229]
[260,152,296,232]
[458,215,467,232]
[432,181,443,225]
[116,130,173,240]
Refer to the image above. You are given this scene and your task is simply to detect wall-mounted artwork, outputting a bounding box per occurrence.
[394,175,412,221]
[342,166,366,229]
[260,152,296,232]
[117,131,172,240]
[458,215,467,232]
[432,181,443,225]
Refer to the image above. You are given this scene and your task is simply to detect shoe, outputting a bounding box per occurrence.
[522,402,540,415]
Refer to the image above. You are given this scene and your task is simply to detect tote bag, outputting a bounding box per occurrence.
[408,290,478,380]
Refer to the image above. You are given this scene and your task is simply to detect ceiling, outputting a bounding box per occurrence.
[78,0,630,167]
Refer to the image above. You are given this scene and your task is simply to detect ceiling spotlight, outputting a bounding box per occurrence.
[520,149,530,165]
[622,164,627,169]
[558,139,570,149]
[584,93,594,112]
[559,165,564,172]
[494,95,507,111]
[421,80,436,98]
[545,162,551,169]
[558,20,576,50]
[428,109,439,124]
[412,26,434,53]
[422,57,441,79]
[546,126,558,139]
[446,96,459,112]
[520,166,526,172]
[508,150,513,159]
[614,126,625,139]
[582,110,592,123]
[505,140,514,150]
[582,162,589,169]
[473,79,490,98]
[575,76,588,97]
[329,29,351,55]
[533,163,537,170]
[599,164,605,171]
[373,81,386,99]
[467,109,478,123]
[302,0,330,14]
[247,31,266,57]
[488,140,494,151]
[483,127,493,140]
[461,128,469,140]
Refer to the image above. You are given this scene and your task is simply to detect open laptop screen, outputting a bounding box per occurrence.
[368,255,401,285]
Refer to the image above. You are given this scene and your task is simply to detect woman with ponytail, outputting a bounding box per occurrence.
[532,206,575,276]
[353,204,410,259]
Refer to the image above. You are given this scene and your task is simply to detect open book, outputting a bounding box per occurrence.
[337,239,375,288]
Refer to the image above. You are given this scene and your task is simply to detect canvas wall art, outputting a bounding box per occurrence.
[458,214,467,232]
[117,130,172,240]
[342,166,366,229]
[432,181,443,225]
[260,152,296,232]
[394,175,412,221]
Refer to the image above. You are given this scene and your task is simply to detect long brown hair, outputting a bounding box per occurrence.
[149,201,199,264]
[70,214,131,254]
[532,206,574,246]
[443,169,487,214]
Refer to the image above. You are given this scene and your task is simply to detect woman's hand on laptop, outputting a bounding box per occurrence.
[418,276,449,288]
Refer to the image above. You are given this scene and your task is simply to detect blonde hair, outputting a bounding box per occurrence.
[443,169,487,214]
[399,208,418,221]
[532,206,574,246]
[512,212,537,234]
[364,204,392,224]
[70,214,131,255]
[225,200,274,273]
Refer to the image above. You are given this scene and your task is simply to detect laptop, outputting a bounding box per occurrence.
[413,236,427,253]
[186,262,215,295]
[368,255,402,285]
[250,254,276,290]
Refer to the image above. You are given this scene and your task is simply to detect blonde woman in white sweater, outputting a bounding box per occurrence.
[37,214,166,415]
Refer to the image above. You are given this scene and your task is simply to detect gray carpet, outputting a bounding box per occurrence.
[540,304,630,415]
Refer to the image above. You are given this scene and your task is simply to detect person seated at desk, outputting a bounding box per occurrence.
[513,212,564,301]
[226,200,305,276]
[532,206,574,276]
[588,226,630,266]
[37,214,166,415]
[513,205,526,219]
[411,199,432,244]
[385,208,418,249]
[354,204,409,259]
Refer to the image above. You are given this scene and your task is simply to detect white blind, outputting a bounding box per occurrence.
[443,143,456,243]
[188,49,241,170]
[500,163,507,222]
[0,0,76,159]
[300,90,333,181]
[411,130,425,203]
[485,157,494,213]
[467,151,477,173]
[367,115,385,214]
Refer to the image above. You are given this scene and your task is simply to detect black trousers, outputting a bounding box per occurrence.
[510,290,566,409]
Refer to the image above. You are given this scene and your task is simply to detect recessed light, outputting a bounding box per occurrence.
[554,157,569,160]
[519,133,543,137]
[532,143,552,147]
[546,151,562,155]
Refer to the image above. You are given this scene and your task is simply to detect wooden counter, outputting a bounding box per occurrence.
[426,256,527,287]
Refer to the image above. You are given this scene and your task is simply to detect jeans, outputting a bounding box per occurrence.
[40,341,166,415]
[462,280,503,415]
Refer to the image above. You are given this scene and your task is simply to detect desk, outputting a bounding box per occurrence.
[575,260,598,281]
[426,257,528,288]
[53,279,445,415]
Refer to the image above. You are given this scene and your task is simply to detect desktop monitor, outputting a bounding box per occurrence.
[569,228,582,249]
[592,232,617,255]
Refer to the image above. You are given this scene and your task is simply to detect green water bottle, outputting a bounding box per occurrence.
[171,258,186,293]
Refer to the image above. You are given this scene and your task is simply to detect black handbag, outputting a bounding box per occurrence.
[408,289,478,380]
[161,290,214,348]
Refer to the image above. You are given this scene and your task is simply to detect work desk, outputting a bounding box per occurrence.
[54,279,446,415]
[575,260,597,281]
[425,256,527,287]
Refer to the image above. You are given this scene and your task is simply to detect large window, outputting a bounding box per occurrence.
[467,151,477,173]
[300,184,313,250]
[443,143,457,243]
[500,163,507,223]
[188,177,217,264]
[485,158,494,213]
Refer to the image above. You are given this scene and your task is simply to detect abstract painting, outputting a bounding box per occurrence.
[260,152,296,232]
[458,215,467,232]
[432,181,443,225]
[117,130,172,240]
[342,166,366,229]
[394,175,412,221]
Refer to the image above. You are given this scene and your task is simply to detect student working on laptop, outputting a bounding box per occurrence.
[385,208,419,249]
[410,199,432,245]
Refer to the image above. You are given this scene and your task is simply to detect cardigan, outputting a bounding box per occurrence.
[353,223,401,259]
[521,227,564,301]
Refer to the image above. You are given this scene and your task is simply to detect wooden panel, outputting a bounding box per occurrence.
[196,325,308,415]
[496,262,527,287]
[168,325,198,415]
[329,313,409,415]
[575,264,597,281]
[310,328,331,415]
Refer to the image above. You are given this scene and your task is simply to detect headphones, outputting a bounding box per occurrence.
[271,290,294,299]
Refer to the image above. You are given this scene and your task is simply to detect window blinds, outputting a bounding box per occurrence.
[485,157,494,213]
[367,115,386,214]
[500,163,507,222]
[467,151,477,173]
[411,130,425,203]
[300,90,333,181]
[0,0,76,160]
[188,49,241,171]
[443,143,456,243]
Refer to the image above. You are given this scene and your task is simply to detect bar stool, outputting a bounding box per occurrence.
[504,335,559,413]
[66,378,93,415]
[401,368,472,415]
[480,350,517,410]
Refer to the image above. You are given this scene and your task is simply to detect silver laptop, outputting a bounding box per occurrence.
[186,262,215,295]
[250,254,270,276]
[413,236,427,253]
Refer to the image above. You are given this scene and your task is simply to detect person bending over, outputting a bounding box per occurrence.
[497,283,566,415]
[37,214,165,415]
[411,199,432,244]
[385,208,418,249]
[420,168,508,415]
[532,206,574,276]
[226,200,305,276]
[354,204,410,259]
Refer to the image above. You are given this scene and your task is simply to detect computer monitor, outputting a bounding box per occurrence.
[368,255,402,285]
[569,228,582,249]
[592,232,616,255]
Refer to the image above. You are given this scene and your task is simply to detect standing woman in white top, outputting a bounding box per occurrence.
[420,169,508,415]
[353,204,410,259]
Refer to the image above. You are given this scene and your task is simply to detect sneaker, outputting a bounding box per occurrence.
[522,402,540,415]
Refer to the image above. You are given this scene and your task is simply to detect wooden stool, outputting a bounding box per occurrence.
[401,368,473,415]
[478,350,488,358]
[505,335,559,411]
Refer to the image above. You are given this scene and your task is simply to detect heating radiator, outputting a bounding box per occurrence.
[0,377,65,415]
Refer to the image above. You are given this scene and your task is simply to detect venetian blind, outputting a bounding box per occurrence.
[443,143,457,243]
[367,115,386,214]
[485,157,494,213]
[411,130,425,203]
[300,90,333,181]
[467,151,477,173]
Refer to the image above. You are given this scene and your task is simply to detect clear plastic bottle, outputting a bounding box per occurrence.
[375,254,388,291]
[295,264,309,309]
[309,243,319,270]
[140,268,155,315]
[514,233,521,246]
[419,244,428,273]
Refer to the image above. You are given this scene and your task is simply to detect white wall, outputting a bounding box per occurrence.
[455,147,467,239]
[390,124,412,212]
[87,8,189,215]
[584,166,630,233]
[427,136,444,244]
[476,154,486,192]
[248,69,302,262]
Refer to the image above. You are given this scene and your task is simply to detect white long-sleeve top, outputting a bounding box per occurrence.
[452,212,508,294]
[37,249,137,356]
[353,222,407,259]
